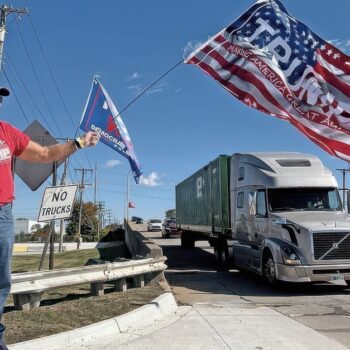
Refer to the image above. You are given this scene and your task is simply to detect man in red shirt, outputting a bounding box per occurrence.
[0,87,99,350]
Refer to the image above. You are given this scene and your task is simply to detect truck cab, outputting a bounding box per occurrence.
[231,152,350,285]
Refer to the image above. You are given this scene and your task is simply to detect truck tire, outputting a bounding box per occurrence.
[181,232,195,249]
[262,252,277,285]
[214,241,230,271]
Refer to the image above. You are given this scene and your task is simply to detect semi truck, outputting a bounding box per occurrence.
[176,152,350,285]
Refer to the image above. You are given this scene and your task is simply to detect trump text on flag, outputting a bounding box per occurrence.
[185,0,350,161]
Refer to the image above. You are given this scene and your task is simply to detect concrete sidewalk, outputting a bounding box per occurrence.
[88,302,349,350]
[10,293,350,350]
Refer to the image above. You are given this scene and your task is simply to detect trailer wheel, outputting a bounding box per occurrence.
[181,233,195,249]
[262,252,277,285]
[215,241,230,271]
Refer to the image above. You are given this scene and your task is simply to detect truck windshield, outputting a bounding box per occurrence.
[268,187,342,212]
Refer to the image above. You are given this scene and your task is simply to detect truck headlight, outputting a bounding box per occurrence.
[280,246,301,265]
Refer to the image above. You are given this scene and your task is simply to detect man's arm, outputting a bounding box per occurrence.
[18,131,100,163]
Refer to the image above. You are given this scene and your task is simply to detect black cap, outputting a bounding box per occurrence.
[0,87,10,96]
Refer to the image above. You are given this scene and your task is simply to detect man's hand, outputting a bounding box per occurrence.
[81,131,100,148]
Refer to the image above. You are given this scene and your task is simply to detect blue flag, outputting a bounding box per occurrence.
[80,78,142,183]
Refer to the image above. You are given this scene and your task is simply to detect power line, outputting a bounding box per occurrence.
[28,17,77,130]
[28,17,94,170]
[99,188,173,201]
[4,55,52,130]
[2,67,30,124]
[15,17,64,138]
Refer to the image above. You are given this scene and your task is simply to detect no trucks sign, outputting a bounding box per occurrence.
[38,185,78,222]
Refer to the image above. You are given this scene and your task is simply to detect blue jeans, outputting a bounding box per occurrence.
[0,204,14,340]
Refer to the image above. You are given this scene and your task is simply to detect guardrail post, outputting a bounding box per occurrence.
[13,292,44,310]
[114,278,127,292]
[133,275,145,288]
[145,271,164,286]
[90,282,104,296]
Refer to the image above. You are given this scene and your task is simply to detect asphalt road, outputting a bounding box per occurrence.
[140,225,350,349]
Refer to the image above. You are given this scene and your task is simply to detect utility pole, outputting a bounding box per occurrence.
[97,201,105,239]
[0,5,28,69]
[58,139,69,252]
[337,168,350,211]
[106,209,112,226]
[94,162,97,206]
[75,168,93,249]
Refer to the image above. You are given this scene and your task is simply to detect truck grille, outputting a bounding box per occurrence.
[313,232,350,260]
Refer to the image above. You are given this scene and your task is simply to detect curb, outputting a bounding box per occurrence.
[9,292,178,350]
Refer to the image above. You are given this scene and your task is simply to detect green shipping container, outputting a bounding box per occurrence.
[176,155,231,236]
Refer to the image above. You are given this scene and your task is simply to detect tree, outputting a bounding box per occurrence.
[31,223,50,241]
[65,201,98,241]
[30,223,42,233]
[165,209,176,219]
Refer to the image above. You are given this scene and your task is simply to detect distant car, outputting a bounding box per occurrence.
[162,218,181,238]
[147,218,162,231]
[135,217,143,224]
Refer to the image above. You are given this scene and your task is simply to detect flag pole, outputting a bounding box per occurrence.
[125,169,131,222]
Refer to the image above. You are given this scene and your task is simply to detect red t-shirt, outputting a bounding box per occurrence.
[0,121,30,205]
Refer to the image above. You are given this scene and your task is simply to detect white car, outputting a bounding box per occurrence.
[147,218,162,231]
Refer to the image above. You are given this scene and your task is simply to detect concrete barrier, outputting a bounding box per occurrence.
[125,221,163,259]
[13,245,28,253]
[12,241,126,255]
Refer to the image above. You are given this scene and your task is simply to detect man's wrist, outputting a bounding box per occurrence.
[74,137,85,149]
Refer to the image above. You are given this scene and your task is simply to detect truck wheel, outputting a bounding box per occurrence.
[181,233,195,249]
[263,253,277,285]
[215,242,230,271]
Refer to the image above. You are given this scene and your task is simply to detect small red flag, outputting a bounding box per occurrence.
[128,202,136,208]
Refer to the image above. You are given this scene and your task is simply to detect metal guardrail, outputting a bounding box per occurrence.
[10,256,167,310]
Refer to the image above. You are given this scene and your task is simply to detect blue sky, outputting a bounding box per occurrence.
[3,0,350,223]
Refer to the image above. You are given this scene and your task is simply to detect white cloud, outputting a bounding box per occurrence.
[128,82,168,96]
[139,172,162,187]
[104,159,121,168]
[126,72,142,81]
[146,83,169,95]
[127,83,143,94]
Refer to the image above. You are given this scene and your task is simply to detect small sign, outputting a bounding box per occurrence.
[38,185,78,222]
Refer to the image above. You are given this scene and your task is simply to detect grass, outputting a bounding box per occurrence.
[4,284,164,345]
[11,248,100,272]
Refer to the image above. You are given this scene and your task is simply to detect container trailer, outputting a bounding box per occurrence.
[176,152,350,285]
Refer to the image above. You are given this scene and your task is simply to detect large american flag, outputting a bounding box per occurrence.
[186,0,350,161]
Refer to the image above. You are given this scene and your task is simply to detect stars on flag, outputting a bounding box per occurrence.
[244,97,257,108]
